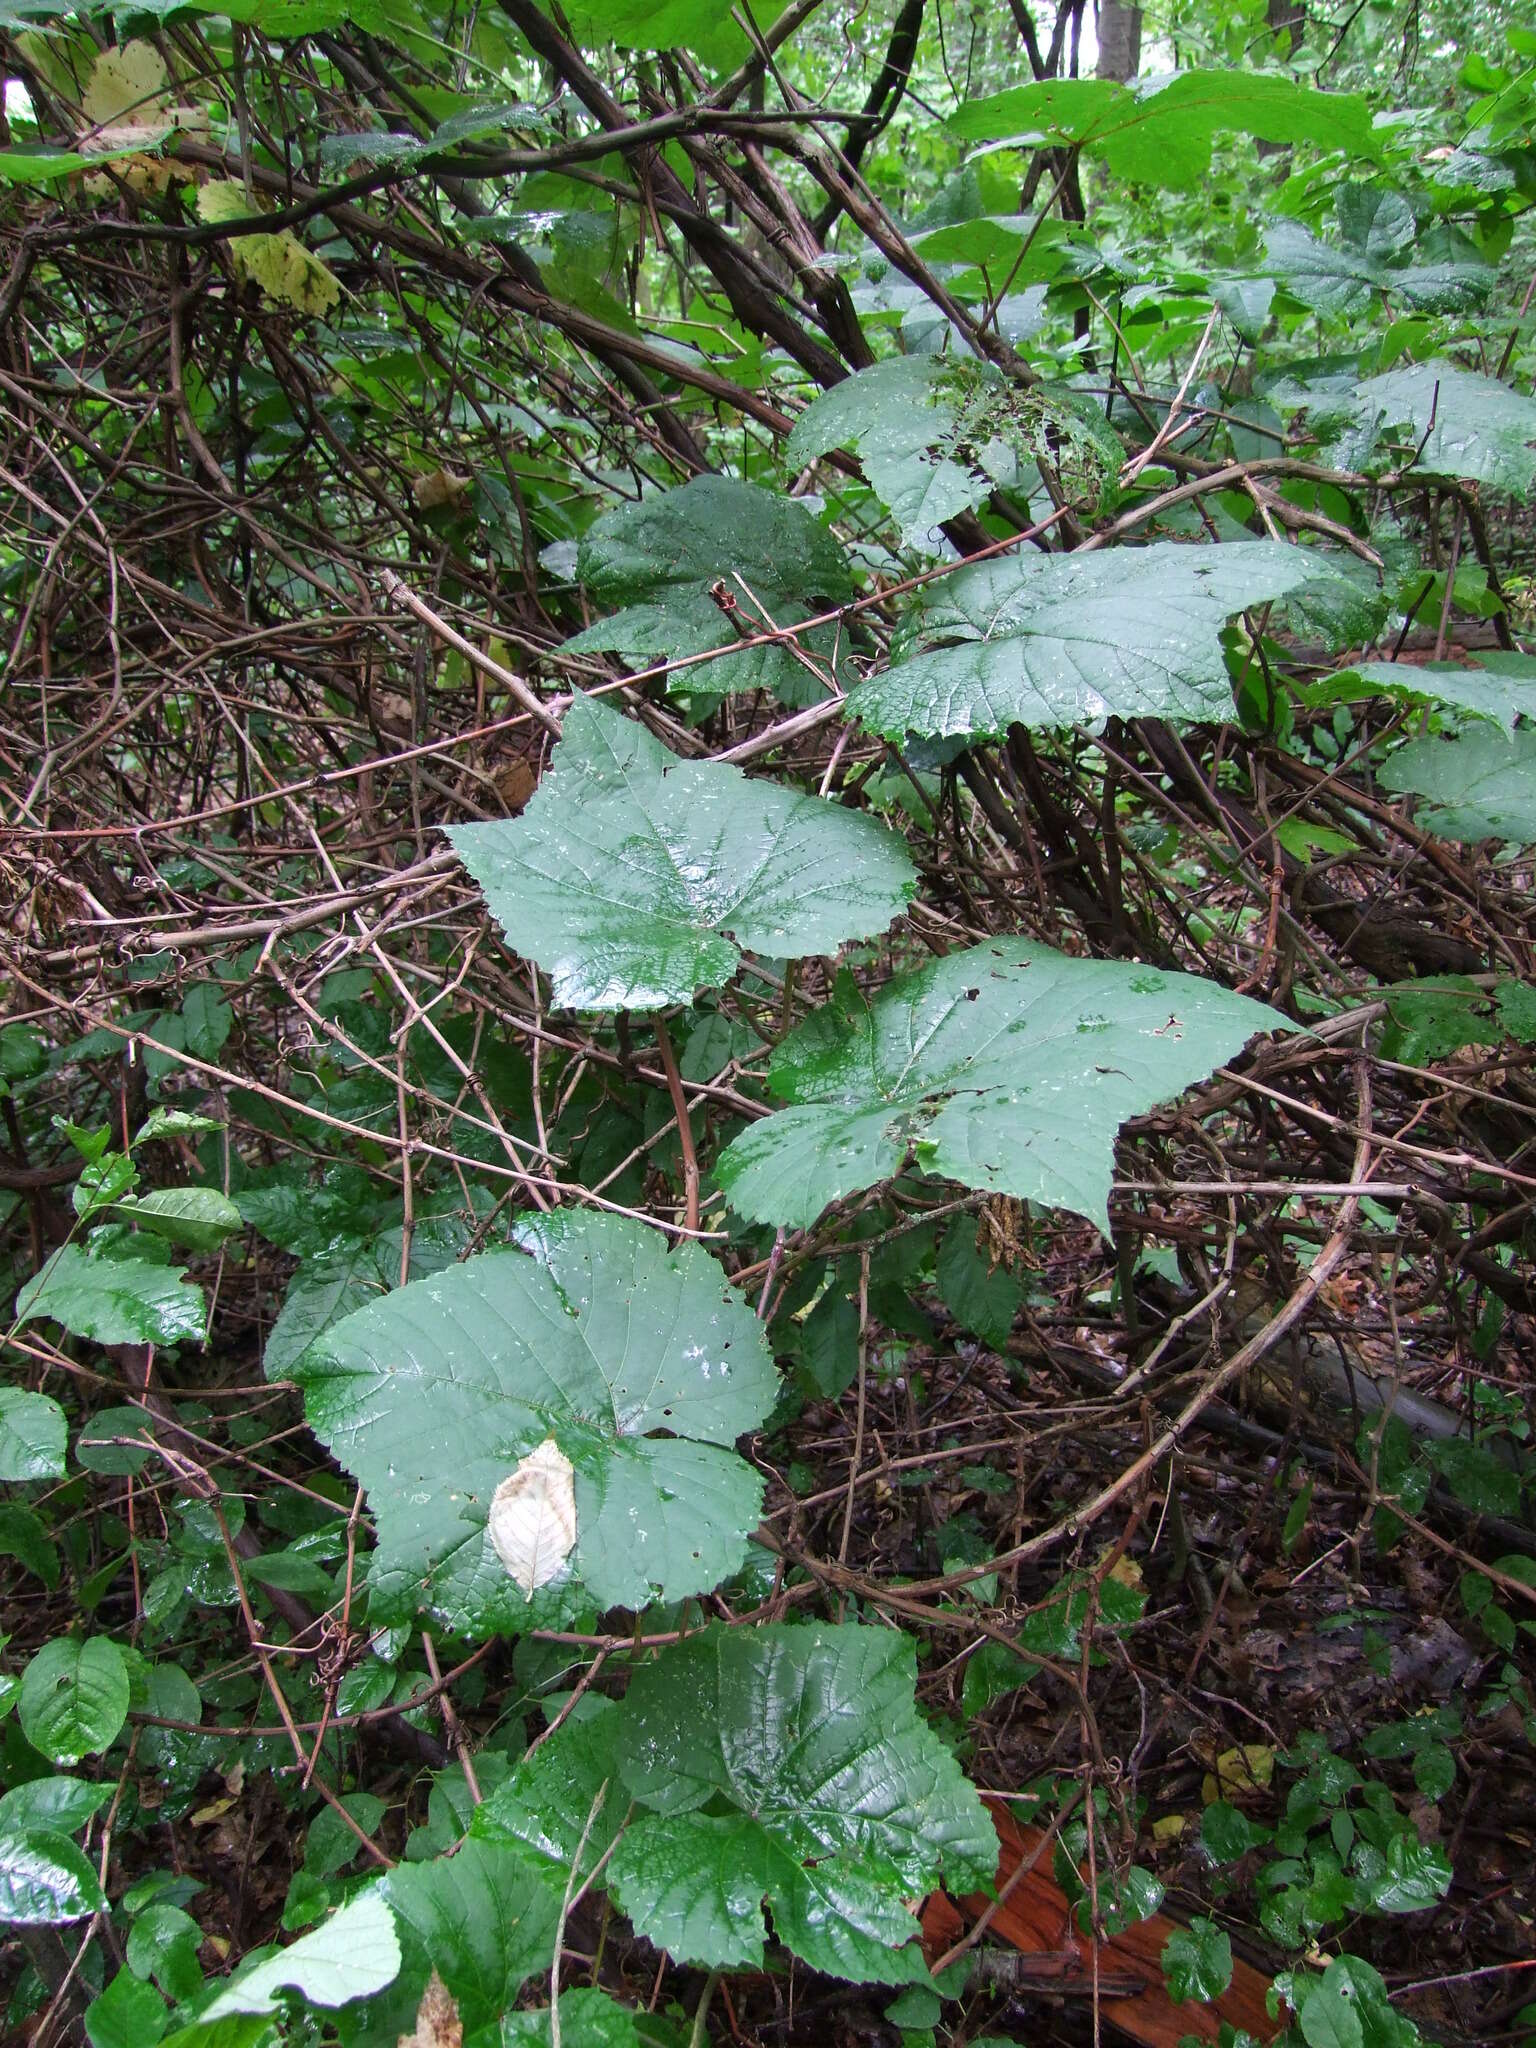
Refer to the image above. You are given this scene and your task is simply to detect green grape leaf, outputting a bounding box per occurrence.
[381,1841,561,2036]
[203,1891,400,2016]
[1340,360,1536,495]
[786,356,1035,548]
[558,0,746,66]
[951,71,1373,189]
[19,1637,130,1765]
[1161,1915,1233,2003]
[1377,726,1536,843]
[0,1389,67,1481]
[849,541,1315,740]
[560,477,855,706]
[608,1623,995,1983]
[717,940,1283,1233]
[293,1209,779,1632]
[16,1243,207,1347]
[1313,653,1536,730]
[445,695,915,1011]
[0,1827,106,1925]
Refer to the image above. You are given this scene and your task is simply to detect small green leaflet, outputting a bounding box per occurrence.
[561,476,856,706]
[203,1891,400,2016]
[849,540,1315,740]
[446,695,915,1011]
[1313,653,1536,731]
[951,71,1373,190]
[0,1390,67,1482]
[1339,361,1536,497]
[18,1637,130,1766]
[16,1243,206,1347]
[718,939,1282,1233]
[607,1623,996,1982]
[1378,726,1536,844]
[293,1209,779,1632]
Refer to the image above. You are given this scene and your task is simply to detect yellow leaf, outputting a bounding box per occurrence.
[196,179,341,316]
[1201,1742,1276,1805]
[1152,1812,1187,1844]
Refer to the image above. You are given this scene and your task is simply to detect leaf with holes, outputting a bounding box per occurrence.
[606,1623,995,1983]
[849,541,1315,740]
[717,939,1283,1234]
[292,1209,779,1633]
[561,476,856,707]
[446,695,915,1011]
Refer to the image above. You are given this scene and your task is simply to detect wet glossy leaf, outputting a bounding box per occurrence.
[607,1622,995,1982]
[1342,361,1536,495]
[204,1890,400,2015]
[0,1389,66,1481]
[850,541,1315,740]
[0,1827,106,1924]
[19,1637,130,1765]
[16,1243,206,1347]
[381,1841,560,2035]
[1162,1915,1233,2002]
[1377,726,1536,843]
[294,1209,778,1632]
[718,939,1283,1234]
[447,695,915,1011]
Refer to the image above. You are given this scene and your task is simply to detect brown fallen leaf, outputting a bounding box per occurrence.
[398,1969,462,2048]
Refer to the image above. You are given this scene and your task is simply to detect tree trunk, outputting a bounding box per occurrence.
[1095,0,1141,80]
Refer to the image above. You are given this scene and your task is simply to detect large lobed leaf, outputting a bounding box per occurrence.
[292,1210,779,1633]
[608,1623,996,1981]
[447,695,916,1011]
[560,476,856,706]
[848,540,1316,740]
[951,70,1373,190]
[717,939,1284,1233]
[480,1625,996,1983]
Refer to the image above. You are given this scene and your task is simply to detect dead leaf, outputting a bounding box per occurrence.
[398,1969,462,2048]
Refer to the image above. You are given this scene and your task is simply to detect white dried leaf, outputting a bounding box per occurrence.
[487,1437,576,1600]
